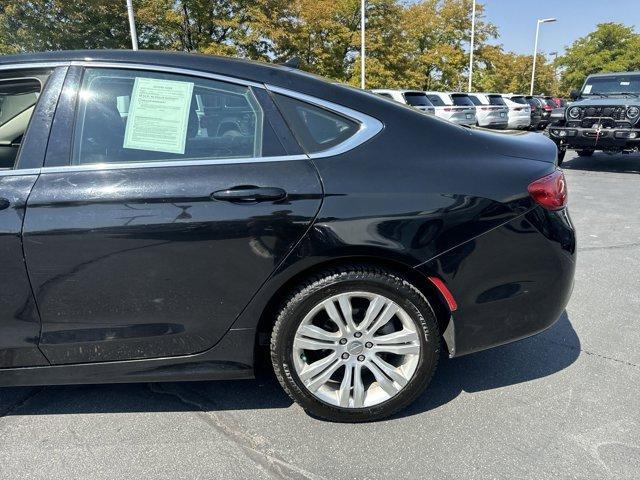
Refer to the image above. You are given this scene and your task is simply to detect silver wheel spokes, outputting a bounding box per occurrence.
[292,292,421,409]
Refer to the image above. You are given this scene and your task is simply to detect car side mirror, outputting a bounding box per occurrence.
[570,90,581,101]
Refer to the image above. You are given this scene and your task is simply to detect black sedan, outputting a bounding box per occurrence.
[0,51,575,422]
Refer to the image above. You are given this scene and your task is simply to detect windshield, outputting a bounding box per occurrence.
[582,75,640,96]
[450,94,474,106]
[403,92,433,107]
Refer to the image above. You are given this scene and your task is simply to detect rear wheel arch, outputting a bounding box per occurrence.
[254,256,452,357]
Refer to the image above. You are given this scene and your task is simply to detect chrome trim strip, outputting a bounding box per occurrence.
[68,61,264,89]
[265,84,384,159]
[0,62,70,72]
[0,60,382,173]
[38,155,310,174]
[0,168,41,177]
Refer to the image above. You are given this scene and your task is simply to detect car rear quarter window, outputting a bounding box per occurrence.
[71,68,271,165]
[273,93,359,154]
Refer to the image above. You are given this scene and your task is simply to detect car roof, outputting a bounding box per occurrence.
[372,89,425,94]
[586,71,640,78]
[0,49,287,76]
[0,49,382,114]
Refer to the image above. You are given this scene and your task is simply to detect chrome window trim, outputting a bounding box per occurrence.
[0,168,41,177]
[38,155,310,174]
[0,60,383,174]
[0,62,70,72]
[69,61,264,89]
[265,84,384,159]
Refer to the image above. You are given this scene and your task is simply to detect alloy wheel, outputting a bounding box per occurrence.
[292,291,421,409]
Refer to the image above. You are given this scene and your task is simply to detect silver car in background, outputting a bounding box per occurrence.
[371,89,435,114]
[501,94,532,129]
[467,93,509,129]
[425,91,477,126]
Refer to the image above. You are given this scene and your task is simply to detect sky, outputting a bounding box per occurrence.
[481,0,640,56]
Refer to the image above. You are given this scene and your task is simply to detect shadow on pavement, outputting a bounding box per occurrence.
[400,311,579,418]
[562,152,640,174]
[0,312,578,420]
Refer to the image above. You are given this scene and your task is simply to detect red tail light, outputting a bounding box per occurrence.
[528,169,567,210]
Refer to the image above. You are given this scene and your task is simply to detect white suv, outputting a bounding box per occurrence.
[467,93,509,129]
[424,92,477,126]
[500,94,532,129]
[371,89,435,115]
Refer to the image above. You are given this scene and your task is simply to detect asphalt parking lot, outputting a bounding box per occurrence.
[1,150,639,480]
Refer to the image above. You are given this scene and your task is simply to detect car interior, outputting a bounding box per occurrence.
[0,77,42,169]
[74,73,262,165]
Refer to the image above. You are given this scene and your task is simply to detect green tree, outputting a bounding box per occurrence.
[135,0,282,59]
[476,47,556,95]
[0,1,132,53]
[558,23,640,94]
[400,0,497,91]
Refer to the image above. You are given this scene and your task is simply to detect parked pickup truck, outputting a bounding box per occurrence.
[548,71,640,165]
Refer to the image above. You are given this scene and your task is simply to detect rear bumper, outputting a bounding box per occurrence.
[549,126,640,150]
[452,118,477,126]
[415,206,576,357]
[478,118,508,129]
[508,117,531,129]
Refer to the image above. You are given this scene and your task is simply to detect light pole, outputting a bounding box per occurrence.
[530,18,556,95]
[549,50,558,74]
[360,0,366,89]
[126,0,139,51]
[468,0,476,92]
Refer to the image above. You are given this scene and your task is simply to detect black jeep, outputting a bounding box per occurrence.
[548,71,640,165]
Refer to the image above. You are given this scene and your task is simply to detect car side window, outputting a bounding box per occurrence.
[0,77,43,169]
[72,68,265,165]
[272,93,359,154]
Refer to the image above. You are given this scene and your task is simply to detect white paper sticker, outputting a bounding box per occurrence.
[583,84,592,94]
[123,77,194,155]
[620,81,631,86]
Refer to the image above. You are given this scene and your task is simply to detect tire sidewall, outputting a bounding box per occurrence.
[272,272,439,422]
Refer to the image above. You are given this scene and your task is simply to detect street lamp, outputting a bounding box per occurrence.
[126,0,139,50]
[360,0,366,89]
[468,0,476,92]
[530,17,556,95]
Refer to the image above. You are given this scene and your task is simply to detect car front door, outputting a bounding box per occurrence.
[22,65,322,365]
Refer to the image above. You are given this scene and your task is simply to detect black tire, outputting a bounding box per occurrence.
[557,147,566,166]
[270,265,440,422]
[577,149,594,157]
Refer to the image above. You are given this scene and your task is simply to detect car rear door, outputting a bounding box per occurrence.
[22,64,322,365]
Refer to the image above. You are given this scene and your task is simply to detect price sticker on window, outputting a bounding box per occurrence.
[123,77,194,154]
